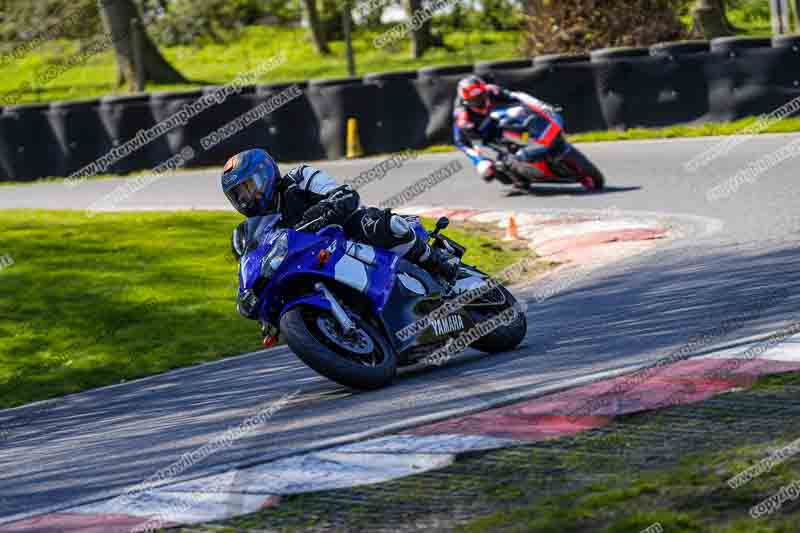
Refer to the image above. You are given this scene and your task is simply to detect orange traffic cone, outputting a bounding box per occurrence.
[503,215,520,241]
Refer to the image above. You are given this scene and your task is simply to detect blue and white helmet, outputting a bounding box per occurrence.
[221,149,280,217]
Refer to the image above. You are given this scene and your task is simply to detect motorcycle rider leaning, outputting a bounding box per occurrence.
[222,148,460,287]
[453,75,561,188]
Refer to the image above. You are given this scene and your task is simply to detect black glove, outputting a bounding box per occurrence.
[463,126,482,144]
[323,186,360,220]
[298,204,336,231]
[296,185,360,231]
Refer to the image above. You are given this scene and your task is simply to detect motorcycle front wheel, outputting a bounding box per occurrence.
[281,307,397,390]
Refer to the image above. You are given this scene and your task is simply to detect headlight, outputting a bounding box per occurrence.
[261,232,289,279]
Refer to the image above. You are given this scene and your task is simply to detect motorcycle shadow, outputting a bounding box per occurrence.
[398,340,535,379]
[505,185,641,198]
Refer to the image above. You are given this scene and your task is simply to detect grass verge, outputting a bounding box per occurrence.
[568,117,800,143]
[186,372,800,532]
[0,209,534,409]
[463,378,800,533]
[0,26,521,105]
[418,116,800,157]
[0,1,773,106]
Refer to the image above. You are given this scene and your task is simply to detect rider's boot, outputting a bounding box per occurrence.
[513,145,549,191]
[386,213,460,286]
[510,176,529,192]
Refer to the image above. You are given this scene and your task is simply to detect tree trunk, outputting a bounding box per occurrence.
[771,0,793,34]
[794,0,800,31]
[98,0,186,90]
[690,0,734,38]
[302,0,332,55]
[711,0,738,32]
[407,0,432,58]
[343,2,356,76]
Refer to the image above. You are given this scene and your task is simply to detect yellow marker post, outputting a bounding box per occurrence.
[346,118,363,159]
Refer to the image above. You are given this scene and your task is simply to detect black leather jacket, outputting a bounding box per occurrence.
[231,164,360,259]
[273,164,360,228]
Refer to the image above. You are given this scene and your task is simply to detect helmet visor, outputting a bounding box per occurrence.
[464,94,489,112]
[225,175,263,216]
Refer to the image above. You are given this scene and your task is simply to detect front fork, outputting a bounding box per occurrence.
[261,281,357,347]
[314,282,357,334]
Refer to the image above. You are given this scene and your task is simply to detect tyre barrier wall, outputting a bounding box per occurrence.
[0,103,65,180]
[308,77,380,159]
[416,64,476,146]
[257,81,326,162]
[363,70,428,153]
[2,36,800,181]
[99,94,172,175]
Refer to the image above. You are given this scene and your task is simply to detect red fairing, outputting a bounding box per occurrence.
[516,94,563,146]
[539,121,562,146]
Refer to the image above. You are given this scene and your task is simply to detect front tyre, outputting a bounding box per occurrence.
[281,307,397,390]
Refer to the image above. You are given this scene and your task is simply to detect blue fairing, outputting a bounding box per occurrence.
[410,217,429,244]
[235,214,483,361]
[238,216,427,326]
[280,293,331,316]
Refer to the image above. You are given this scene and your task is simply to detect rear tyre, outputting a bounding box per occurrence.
[281,307,397,390]
[468,284,528,354]
[564,147,606,191]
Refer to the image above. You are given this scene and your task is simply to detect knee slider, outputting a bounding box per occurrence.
[477,160,494,178]
[389,214,413,239]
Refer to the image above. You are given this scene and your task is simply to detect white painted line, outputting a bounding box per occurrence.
[757,339,800,362]
[73,482,270,524]
[85,205,230,212]
[699,334,800,363]
[333,434,519,454]
[167,452,454,496]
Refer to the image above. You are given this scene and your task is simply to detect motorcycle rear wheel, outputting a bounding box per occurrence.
[563,147,606,191]
[457,267,528,354]
[281,307,397,390]
[469,287,527,353]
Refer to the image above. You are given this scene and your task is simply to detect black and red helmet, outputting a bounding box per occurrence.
[457,75,491,114]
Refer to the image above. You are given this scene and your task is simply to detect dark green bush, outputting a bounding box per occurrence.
[523,0,686,55]
[141,0,302,45]
[728,0,771,22]
[434,0,524,31]
[0,0,102,41]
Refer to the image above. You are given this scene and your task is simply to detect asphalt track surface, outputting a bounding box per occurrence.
[2,134,800,525]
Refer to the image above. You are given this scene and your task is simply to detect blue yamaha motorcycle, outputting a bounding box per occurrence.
[233,214,527,390]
